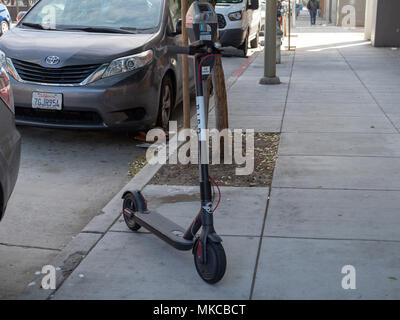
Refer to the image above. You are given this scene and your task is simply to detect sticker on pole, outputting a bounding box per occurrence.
[196,96,207,141]
[201,66,210,75]
[200,34,212,41]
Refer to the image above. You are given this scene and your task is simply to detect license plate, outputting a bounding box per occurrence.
[32,92,62,110]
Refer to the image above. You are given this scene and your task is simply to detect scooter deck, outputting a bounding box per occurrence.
[131,209,194,251]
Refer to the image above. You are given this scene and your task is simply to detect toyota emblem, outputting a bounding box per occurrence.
[45,56,61,65]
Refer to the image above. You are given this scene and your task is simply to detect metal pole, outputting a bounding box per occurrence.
[181,0,190,129]
[210,0,229,149]
[288,0,291,50]
[292,0,296,28]
[260,0,280,85]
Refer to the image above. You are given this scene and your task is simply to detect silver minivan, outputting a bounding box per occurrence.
[0,0,192,131]
[0,62,21,220]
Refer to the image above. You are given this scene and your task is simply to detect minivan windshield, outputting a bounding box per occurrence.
[21,0,163,33]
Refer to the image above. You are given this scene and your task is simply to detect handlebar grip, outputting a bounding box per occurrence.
[165,46,191,55]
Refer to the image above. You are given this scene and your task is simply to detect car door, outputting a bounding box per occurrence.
[0,100,19,220]
[247,0,260,37]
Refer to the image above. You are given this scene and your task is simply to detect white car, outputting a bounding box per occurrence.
[260,0,265,33]
[215,0,261,56]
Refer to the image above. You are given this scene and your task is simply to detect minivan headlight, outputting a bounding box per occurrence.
[0,52,13,113]
[228,11,242,21]
[102,50,153,78]
[0,50,7,69]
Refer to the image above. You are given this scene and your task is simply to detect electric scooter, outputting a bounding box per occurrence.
[122,1,226,284]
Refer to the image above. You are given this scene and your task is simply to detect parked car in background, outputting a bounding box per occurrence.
[0,0,193,131]
[0,1,11,36]
[260,0,265,34]
[16,11,26,22]
[215,0,261,56]
[0,57,21,221]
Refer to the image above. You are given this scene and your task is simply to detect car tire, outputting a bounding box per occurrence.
[250,27,260,48]
[157,75,174,131]
[0,21,9,36]
[239,32,249,57]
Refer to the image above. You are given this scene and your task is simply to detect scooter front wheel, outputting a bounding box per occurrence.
[122,193,142,232]
[194,241,226,284]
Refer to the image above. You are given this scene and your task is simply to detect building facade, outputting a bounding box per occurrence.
[325,0,366,27]
[6,0,37,21]
[364,0,400,47]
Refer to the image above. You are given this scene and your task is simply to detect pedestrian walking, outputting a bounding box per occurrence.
[307,0,320,25]
[277,0,283,29]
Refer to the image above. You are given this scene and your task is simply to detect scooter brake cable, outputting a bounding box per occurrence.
[209,175,221,213]
[198,54,221,86]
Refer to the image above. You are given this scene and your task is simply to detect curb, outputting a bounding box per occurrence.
[18,50,261,300]
[229,53,259,87]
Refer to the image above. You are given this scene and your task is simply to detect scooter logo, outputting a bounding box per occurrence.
[203,203,212,213]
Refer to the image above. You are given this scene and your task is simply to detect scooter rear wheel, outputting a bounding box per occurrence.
[122,193,142,232]
[194,241,226,284]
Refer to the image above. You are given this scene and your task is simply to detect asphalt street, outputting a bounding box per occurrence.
[0,48,259,299]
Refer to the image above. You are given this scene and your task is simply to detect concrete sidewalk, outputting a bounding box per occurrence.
[21,15,400,299]
[254,14,400,299]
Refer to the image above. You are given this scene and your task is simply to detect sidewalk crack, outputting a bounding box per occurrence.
[337,48,400,134]
[0,242,61,251]
[249,50,297,300]
[263,235,400,243]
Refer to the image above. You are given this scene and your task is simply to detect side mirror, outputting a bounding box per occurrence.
[175,19,182,35]
[249,0,259,10]
[17,11,27,22]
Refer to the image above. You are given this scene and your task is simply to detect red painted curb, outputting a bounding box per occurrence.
[232,53,258,78]
[227,52,259,90]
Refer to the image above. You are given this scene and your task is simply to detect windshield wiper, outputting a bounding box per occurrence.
[21,22,49,30]
[62,26,134,34]
[121,26,156,32]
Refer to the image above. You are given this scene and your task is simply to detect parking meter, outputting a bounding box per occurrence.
[165,1,221,138]
[185,2,218,44]
[185,1,219,80]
